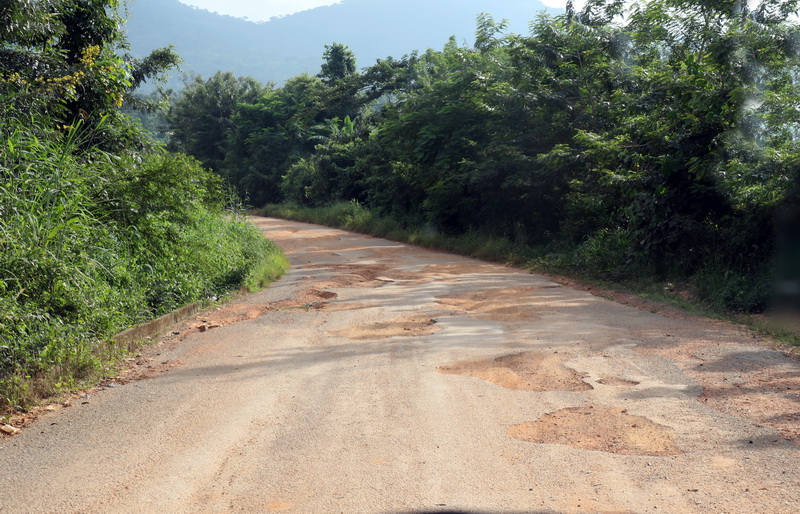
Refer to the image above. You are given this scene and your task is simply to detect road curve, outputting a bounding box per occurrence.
[1,217,799,513]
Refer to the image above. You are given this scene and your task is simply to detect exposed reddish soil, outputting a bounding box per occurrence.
[636,335,800,442]
[435,287,554,322]
[508,404,683,456]
[332,315,441,340]
[180,288,338,336]
[438,352,593,392]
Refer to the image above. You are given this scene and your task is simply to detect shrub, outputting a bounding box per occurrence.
[0,110,287,410]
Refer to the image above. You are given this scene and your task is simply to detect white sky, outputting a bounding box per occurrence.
[178,0,572,22]
[178,0,344,21]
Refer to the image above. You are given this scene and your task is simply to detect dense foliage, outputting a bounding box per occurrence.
[1,0,287,409]
[170,0,799,313]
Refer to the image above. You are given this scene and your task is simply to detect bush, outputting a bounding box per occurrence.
[0,110,287,410]
[570,228,636,278]
[693,266,774,313]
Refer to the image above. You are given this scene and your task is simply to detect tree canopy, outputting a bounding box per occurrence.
[168,1,800,313]
[1,0,179,131]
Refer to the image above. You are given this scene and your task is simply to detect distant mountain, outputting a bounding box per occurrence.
[125,0,560,90]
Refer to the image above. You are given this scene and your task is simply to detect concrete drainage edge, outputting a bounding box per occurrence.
[113,301,206,344]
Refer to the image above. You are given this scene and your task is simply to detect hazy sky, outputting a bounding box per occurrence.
[178,0,570,22]
[178,0,343,21]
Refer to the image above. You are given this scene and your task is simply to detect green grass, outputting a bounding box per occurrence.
[0,115,289,411]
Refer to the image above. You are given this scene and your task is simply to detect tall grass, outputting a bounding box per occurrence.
[0,109,288,410]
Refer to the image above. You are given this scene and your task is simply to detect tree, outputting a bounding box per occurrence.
[319,43,356,83]
[0,0,178,135]
[223,74,328,205]
[0,0,64,76]
[167,72,266,173]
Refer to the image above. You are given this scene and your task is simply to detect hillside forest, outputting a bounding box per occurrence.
[168,0,800,315]
[124,0,551,90]
[0,0,287,409]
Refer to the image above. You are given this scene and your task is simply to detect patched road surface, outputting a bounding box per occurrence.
[2,217,799,513]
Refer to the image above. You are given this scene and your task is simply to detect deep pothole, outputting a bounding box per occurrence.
[597,376,640,387]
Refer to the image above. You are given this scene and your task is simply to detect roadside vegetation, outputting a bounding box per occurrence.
[168,0,800,324]
[0,1,288,411]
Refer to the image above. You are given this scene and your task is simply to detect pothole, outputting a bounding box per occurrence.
[315,302,373,312]
[300,264,423,288]
[436,288,545,322]
[185,289,339,333]
[255,288,337,312]
[508,404,682,456]
[474,306,541,322]
[438,352,592,391]
[332,315,440,340]
[597,376,640,387]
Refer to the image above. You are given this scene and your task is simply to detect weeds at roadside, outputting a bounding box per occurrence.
[0,105,289,413]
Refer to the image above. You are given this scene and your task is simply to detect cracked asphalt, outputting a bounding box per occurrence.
[1,217,798,513]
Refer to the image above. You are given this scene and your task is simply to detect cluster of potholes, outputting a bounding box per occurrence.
[439,351,681,457]
[438,285,681,456]
[435,288,682,456]
[185,288,342,334]
[198,263,682,457]
[322,279,682,457]
[180,263,434,338]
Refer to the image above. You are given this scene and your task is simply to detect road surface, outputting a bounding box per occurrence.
[1,217,799,513]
